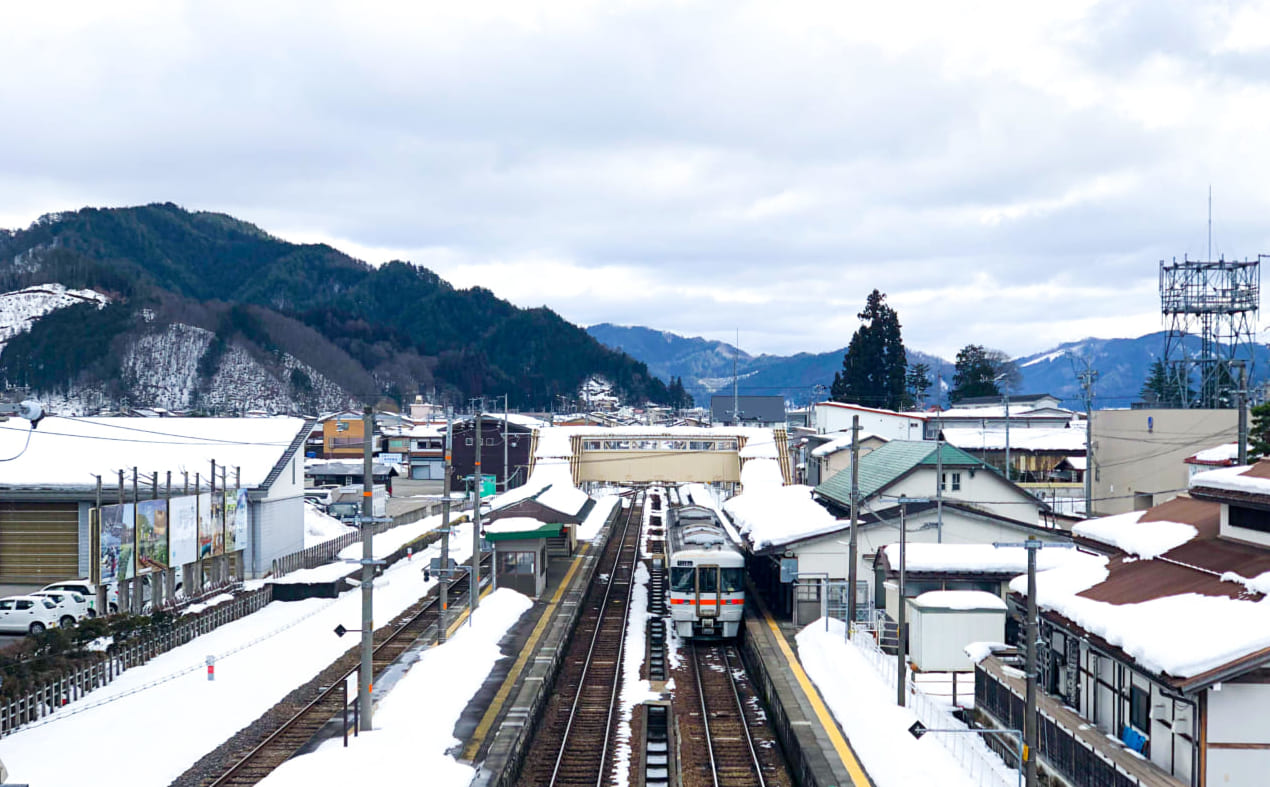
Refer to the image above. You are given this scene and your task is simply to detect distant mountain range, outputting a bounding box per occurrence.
[587,324,1270,409]
[0,204,670,414]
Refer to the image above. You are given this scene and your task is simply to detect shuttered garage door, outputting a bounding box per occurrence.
[0,502,79,583]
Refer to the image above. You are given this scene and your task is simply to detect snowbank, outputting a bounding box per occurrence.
[305,503,356,546]
[256,588,533,787]
[577,495,620,541]
[797,620,978,787]
[1072,510,1197,558]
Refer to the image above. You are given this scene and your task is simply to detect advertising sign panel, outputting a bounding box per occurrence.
[197,492,218,559]
[225,489,249,553]
[169,495,198,567]
[99,503,136,583]
[136,498,169,573]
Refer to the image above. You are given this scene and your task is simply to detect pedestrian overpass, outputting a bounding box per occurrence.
[537,427,794,486]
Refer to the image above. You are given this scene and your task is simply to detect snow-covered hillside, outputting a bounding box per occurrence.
[0,283,109,351]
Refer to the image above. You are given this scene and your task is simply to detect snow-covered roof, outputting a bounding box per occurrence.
[809,431,883,458]
[0,416,309,492]
[935,404,1074,420]
[1063,455,1087,470]
[723,484,841,551]
[484,517,553,535]
[1190,463,1270,497]
[876,542,1083,575]
[1072,510,1198,559]
[1186,442,1239,466]
[940,426,1085,452]
[911,590,1007,611]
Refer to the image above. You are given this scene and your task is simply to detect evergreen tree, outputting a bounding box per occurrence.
[905,362,932,408]
[951,344,1000,401]
[1250,401,1270,459]
[831,289,907,410]
[1139,359,1194,407]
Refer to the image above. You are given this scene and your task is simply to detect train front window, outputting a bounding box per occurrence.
[698,567,718,593]
[671,567,695,592]
[720,568,745,593]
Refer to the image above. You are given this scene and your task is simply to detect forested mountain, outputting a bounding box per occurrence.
[0,204,669,412]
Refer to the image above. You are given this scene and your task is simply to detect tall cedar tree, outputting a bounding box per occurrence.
[830,290,907,410]
[1250,401,1270,458]
[905,362,932,408]
[1139,359,1194,407]
[951,344,1000,401]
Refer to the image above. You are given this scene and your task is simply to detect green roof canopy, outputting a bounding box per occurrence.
[483,521,563,542]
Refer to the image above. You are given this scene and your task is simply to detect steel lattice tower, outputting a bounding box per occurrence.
[1159,255,1262,408]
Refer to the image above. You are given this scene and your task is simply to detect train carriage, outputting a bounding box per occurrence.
[667,504,745,639]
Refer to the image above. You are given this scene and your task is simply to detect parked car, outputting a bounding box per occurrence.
[31,590,92,627]
[0,595,62,635]
[41,579,119,616]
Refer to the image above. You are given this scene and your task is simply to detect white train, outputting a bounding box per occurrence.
[667,504,745,639]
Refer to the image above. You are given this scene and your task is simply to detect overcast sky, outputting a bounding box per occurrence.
[3,1,1270,359]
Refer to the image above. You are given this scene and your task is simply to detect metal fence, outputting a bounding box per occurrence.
[850,630,1017,787]
[0,586,273,737]
[271,500,452,577]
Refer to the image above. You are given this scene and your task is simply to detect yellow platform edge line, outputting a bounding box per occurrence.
[458,541,593,761]
[752,591,873,787]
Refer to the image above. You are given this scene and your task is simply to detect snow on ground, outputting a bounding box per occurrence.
[1072,510,1197,558]
[577,494,621,541]
[0,525,475,787]
[180,592,236,616]
[305,502,357,546]
[255,588,533,787]
[797,620,979,787]
[613,560,660,786]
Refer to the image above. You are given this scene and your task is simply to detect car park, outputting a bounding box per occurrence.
[0,595,62,635]
[41,579,118,615]
[31,590,92,627]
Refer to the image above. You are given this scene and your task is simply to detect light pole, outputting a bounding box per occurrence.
[908,721,1024,787]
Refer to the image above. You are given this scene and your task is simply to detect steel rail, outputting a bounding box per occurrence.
[723,646,767,787]
[690,645,721,787]
[207,553,489,787]
[547,492,642,787]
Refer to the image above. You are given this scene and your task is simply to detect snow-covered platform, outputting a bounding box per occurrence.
[740,595,874,787]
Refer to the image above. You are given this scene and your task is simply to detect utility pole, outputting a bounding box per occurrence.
[1236,361,1249,465]
[359,406,375,730]
[1004,388,1011,482]
[992,537,1074,787]
[503,394,510,490]
[936,372,944,541]
[897,498,908,707]
[440,408,452,643]
[732,328,740,425]
[1076,363,1098,516]
[847,415,860,631]
[473,401,484,616]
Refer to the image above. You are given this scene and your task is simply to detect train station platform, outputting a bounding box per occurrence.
[741,591,876,787]
[460,504,622,787]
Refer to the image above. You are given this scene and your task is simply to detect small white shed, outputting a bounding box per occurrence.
[908,590,1007,672]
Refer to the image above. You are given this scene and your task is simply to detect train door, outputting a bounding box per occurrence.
[696,564,720,620]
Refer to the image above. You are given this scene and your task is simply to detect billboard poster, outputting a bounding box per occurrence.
[197,492,216,559]
[169,495,198,567]
[226,489,249,553]
[136,498,169,573]
[99,503,136,583]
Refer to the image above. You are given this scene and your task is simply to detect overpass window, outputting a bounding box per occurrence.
[671,567,694,592]
[721,568,745,593]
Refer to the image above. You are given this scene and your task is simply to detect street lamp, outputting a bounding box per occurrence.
[908,720,1025,787]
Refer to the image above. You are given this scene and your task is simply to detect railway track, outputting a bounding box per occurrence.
[202,554,488,787]
[680,643,790,787]
[515,492,643,787]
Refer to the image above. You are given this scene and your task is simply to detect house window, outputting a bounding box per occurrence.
[337,422,349,432]
[465,438,474,446]
[941,472,961,491]
[1130,684,1150,733]
[1229,504,1270,534]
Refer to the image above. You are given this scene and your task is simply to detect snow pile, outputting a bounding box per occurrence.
[964,642,1011,664]
[180,592,236,616]
[612,561,661,785]
[576,495,620,541]
[740,458,783,487]
[0,284,108,350]
[1010,553,1270,677]
[304,503,356,546]
[256,589,533,787]
[724,484,840,550]
[1190,464,1267,495]
[1072,510,1198,559]
[912,590,1006,611]
[797,619,980,787]
[1220,570,1270,596]
[881,542,1084,574]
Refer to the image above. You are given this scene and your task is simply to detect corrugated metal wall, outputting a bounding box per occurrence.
[0,501,79,583]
